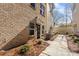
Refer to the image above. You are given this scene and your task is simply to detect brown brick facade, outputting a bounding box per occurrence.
[0,3,50,50]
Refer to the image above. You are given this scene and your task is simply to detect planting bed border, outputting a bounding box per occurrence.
[66,36,79,53]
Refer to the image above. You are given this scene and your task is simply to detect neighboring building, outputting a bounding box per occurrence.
[0,3,54,50]
[55,24,74,34]
[46,3,54,34]
[72,3,79,34]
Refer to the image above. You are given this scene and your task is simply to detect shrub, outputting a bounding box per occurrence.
[66,32,68,35]
[72,36,75,39]
[20,45,30,54]
[37,41,42,45]
[69,34,74,37]
[74,39,79,43]
[44,33,51,40]
[73,39,79,47]
[69,34,77,40]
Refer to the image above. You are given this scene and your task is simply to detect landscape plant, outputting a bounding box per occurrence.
[20,45,30,55]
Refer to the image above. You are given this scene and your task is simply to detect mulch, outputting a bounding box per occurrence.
[0,38,49,56]
[25,42,49,56]
[66,36,79,53]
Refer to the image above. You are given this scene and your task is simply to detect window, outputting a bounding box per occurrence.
[29,30,34,35]
[29,22,34,28]
[42,25,44,34]
[40,3,45,16]
[29,22,35,35]
[30,3,36,9]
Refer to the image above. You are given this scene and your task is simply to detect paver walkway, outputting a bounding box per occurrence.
[39,35,79,56]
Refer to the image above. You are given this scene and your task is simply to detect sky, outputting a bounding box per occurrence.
[53,3,72,25]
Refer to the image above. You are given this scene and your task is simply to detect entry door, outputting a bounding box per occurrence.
[36,24,40,39]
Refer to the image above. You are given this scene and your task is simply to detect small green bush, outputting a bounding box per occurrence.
[74,39,79,43]
[20,45,30,54]
[73,39,79,47]
[72,36,75,39]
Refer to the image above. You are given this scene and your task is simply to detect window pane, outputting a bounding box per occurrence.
[42,26,44,34]
[40,9,42,15]
[29,23,34,28]
[29,30,34,35]
[31,3,35,9]
[40,3,45,16]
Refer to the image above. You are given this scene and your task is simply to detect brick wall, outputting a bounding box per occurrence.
[73,3,79,33]
[0,3,47,50]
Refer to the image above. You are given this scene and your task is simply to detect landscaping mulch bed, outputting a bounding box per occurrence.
[66,36,79,53]
[24,37,49,56]
[0,37,49,56]
[25,42,49,56]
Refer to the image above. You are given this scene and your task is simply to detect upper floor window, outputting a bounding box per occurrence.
[30,3,36,9]
[40,3,45,16]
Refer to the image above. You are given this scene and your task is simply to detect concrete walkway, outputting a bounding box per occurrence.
[39,35,79,56]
